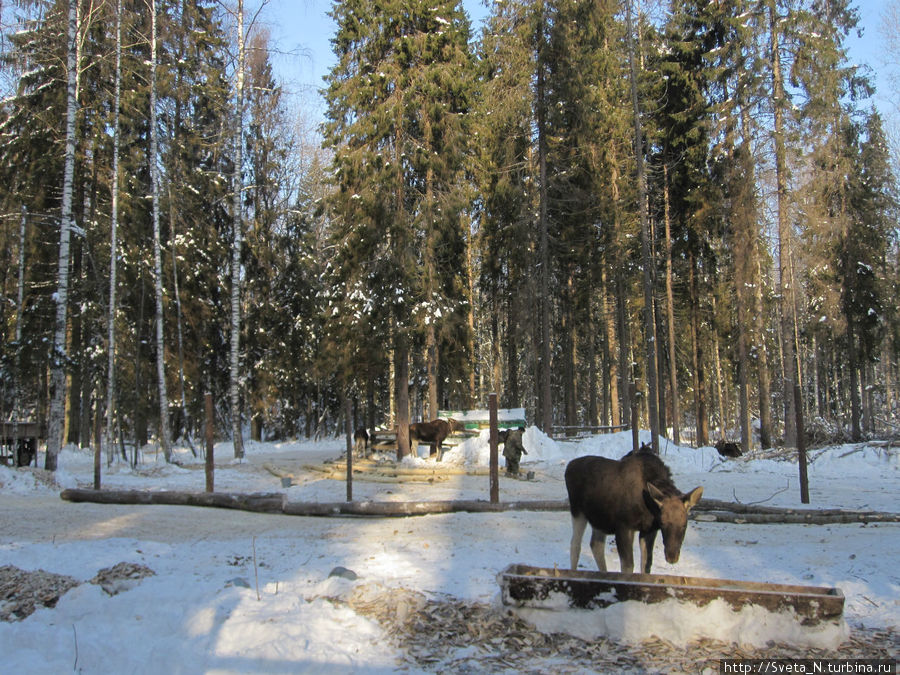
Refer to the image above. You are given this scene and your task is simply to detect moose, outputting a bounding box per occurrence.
[409,418,465,462]
[565,446,703,574]
[499,426,527,476]
[353,427,369,458]
[715,439,742,458]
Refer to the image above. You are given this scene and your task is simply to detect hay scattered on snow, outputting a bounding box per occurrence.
[338,584,899,674]
[0,565,78,622]
[90,562,156,596]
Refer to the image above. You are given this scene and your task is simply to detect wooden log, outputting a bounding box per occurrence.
[58,488,900,524]
[282,499,571,517]
[59,488,568,517]
[694,510,900,524]
[60,488,285,513]
[691,499,900,523]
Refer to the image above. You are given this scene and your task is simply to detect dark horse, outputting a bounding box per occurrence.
[565,447,703,574]
[409,418,465,462]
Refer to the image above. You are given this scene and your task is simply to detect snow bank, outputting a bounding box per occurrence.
[429,427,725,474]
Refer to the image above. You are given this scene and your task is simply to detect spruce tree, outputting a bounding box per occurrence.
[323,0,473,456]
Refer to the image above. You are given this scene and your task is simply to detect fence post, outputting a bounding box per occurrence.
[794,383,809,504]
[93,402,101,490]
[205,393,214,493]
[345,396,353,502]
[489,393,499,503]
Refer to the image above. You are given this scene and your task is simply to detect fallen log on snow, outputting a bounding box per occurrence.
[59,488,568,517]
[57,489,900,523]
[282,499,570,517]
[59,488,286,513]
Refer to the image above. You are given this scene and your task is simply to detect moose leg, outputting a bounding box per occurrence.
[589,527,607,572]
[435,441,443,462]
[615,529,635,574]
[639,530,657,574]
[569,514,588,570]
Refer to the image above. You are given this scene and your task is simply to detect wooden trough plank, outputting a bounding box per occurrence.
[498,564,844,625]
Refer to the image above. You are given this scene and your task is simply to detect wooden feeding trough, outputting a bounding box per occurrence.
[498,564,844,626]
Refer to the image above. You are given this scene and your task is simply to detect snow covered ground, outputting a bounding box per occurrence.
[0,429,897,673]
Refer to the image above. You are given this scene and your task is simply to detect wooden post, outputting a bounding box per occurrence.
[794,383,809,504]
[489,393,499,503]
[345,395,353,502]
[93,402,101,489]
[205,393,214,493]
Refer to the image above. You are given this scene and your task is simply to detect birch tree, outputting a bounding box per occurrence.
[149,0,172,462]
[105,0,123,466]
[230,0,245,459]
[45,0,79,471]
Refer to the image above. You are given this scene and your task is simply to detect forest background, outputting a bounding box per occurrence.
[1,0,899,469]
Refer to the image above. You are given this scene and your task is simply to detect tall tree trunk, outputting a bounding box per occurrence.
[768,0,798,447]
[587,289,598,426]
[149,0,172,462]
[168,0,195,456]
[466,220,477,407]
[625,0,658,451]
[423,135,439,421]
[536,12,552,432]
[506,291,519,407]
[754,260,774,448]
[564,272,577,428]
[46,0,79,471]
[230,0,245,459]
[13,206,27,465]
[712,294,727,440]
[689,253,708,446]
[67,236,82,446]
[395,329,410,459]
[491,304,501,396]
[662,166,680,445]
[847,320,861,440]
[600,268,617,426]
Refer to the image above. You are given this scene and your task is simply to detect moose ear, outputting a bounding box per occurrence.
[682,486,704,511]
[645,482,665,507]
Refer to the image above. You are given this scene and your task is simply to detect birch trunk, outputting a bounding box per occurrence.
[230,0,245,459]
[45,0,79,471]
[12,207,26,465]
[149,0,172,462]
[105,0,123,470]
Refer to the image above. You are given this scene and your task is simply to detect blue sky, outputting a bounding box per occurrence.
[261,0,896,129]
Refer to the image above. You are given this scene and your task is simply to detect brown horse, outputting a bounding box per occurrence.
[565,447,703,573]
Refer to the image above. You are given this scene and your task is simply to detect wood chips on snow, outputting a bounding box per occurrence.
[340,583,899,674]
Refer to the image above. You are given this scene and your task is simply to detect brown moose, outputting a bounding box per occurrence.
[565,446,703,574]
[409,418,465,462]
